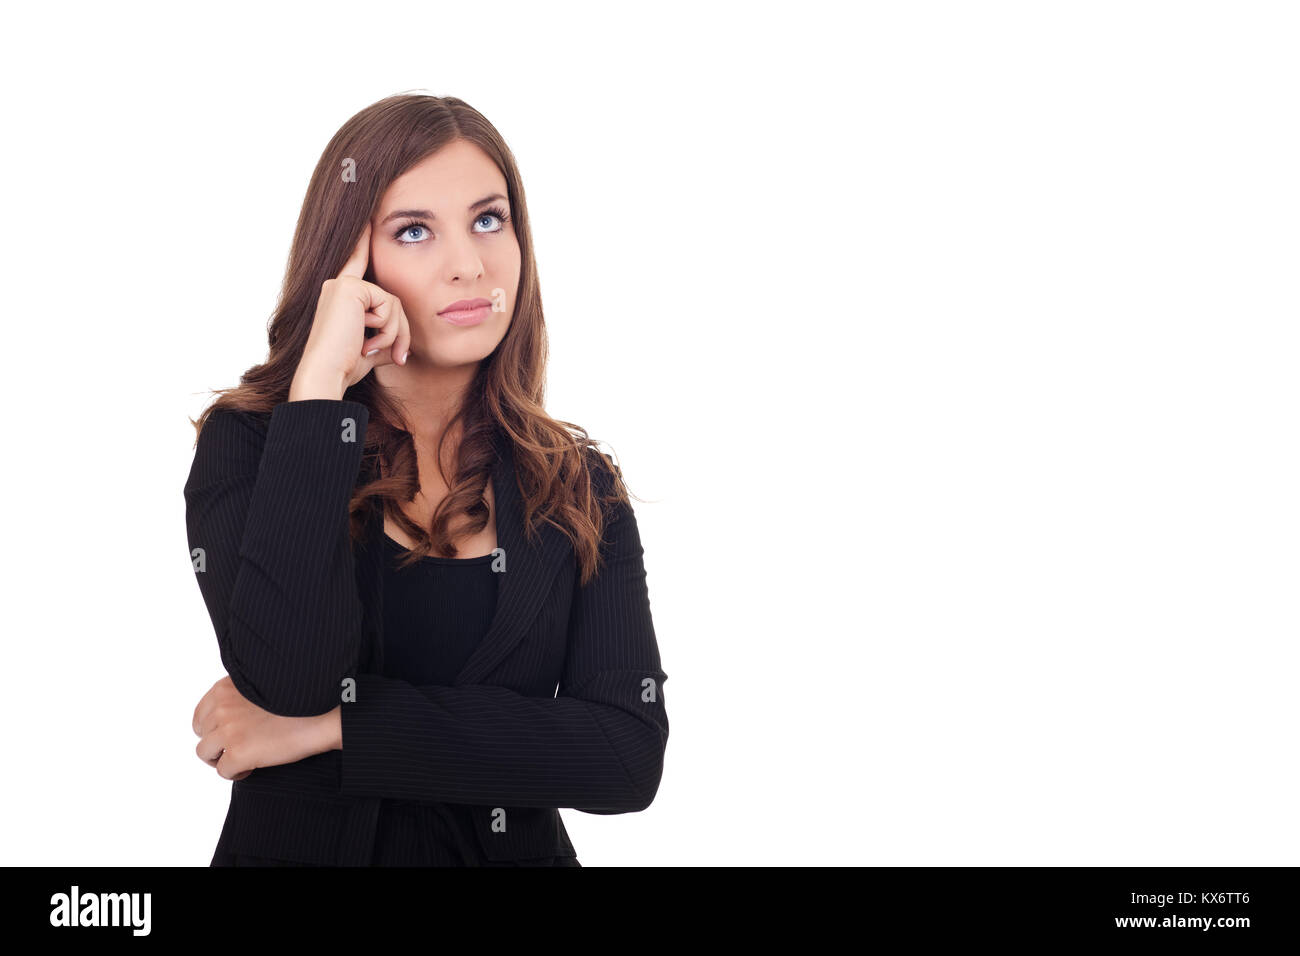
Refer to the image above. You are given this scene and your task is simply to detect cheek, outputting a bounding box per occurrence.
[368,249,395,287]
[490,250,522,294]
[372,252,425,302]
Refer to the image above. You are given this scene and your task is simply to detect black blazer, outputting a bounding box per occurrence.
[184,397,669,865]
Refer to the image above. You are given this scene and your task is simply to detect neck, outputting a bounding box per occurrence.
[374,355,479,448]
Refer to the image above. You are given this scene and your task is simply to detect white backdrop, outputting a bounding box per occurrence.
[1,0,1296,866]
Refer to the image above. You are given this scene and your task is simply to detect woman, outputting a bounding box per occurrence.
[184,93,669,866]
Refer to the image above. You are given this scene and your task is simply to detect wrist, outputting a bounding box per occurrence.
[290,709,340,758]
[323,706,343,751]
[290,361,346,402]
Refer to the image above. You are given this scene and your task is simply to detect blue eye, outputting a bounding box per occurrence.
[392,205,511,246]
[394,223,429,244]
[473,206,511,232]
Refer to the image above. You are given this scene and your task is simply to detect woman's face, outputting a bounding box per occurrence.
[368,139,520,369]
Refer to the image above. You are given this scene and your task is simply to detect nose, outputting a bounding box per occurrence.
[444,235,484,283]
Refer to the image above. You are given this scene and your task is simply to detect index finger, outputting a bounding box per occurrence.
[192,686,212,736]
[338,221,372,279]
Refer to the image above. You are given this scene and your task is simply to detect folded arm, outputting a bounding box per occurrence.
[337,487,669,813]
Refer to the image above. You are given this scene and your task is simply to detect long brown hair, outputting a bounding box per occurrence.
[190,92,631,585]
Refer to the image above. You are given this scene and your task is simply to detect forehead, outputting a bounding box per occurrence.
[379,141,507,209]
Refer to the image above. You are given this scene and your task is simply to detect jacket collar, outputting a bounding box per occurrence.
[356,426,572,686]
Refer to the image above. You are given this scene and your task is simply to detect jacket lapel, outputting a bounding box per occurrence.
[355,427,572,686]
[453,428,571,685]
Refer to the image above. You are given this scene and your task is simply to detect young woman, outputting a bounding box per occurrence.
[184,93,668,866]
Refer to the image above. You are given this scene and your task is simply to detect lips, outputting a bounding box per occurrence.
[438,297,493,315]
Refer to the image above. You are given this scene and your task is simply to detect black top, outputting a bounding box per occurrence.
[380,531,499,684]
[372,531,500,864]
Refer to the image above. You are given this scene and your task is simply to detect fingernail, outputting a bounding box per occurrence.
[366,348,380,357]
[401,350,409,364]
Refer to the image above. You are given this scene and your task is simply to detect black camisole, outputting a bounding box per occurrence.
[380,530,499,685]
[370,530,500,865]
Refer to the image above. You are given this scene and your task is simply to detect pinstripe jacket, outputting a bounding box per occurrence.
[184,398,668,865]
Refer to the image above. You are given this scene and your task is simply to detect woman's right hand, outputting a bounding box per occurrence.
[291,221,412,400]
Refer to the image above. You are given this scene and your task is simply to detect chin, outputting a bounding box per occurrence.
[426,346,497,368]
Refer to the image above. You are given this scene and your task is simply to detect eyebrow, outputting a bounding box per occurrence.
[378,193,508,225]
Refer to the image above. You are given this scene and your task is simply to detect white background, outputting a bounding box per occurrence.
[0,0,1296,866]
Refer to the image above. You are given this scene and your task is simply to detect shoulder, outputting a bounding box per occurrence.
[581,444,622,496]
[212,405,271,430]
[578,443,636,536]
[199,406,271,448]
[186,406,273,490]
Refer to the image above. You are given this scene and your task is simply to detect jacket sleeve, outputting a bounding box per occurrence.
[183,398,370,717]
[337,488,669,813]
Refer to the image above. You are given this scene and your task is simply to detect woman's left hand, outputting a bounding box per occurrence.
[193,676,337,780]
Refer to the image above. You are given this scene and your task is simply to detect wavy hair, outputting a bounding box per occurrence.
[189,92,632,585]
